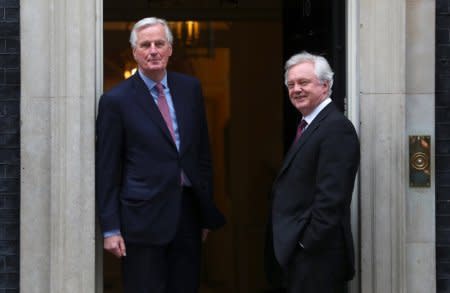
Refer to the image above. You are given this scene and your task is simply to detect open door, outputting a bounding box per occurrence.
[102,2,283,292]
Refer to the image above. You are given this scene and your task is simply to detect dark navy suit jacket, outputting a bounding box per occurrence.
[270,102,359,280]
[96,71,225,245]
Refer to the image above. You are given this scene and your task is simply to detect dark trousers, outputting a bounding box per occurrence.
[122,188,202,293]
[286,247,348,293]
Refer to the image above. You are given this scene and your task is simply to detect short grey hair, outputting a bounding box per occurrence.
[284,52,334,98]
[129,17,174,48]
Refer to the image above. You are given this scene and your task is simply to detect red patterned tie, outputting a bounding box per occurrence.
[155,83,186,185]
[294,119,308,144]
[155,83,176,142]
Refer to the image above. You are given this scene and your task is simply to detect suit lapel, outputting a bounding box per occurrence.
[275,102,337,181]
[131,73,177,148]
[168,72,191,155]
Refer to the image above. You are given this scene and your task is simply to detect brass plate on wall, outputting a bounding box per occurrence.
[409,135,431,187]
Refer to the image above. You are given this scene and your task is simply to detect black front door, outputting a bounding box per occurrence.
[282,0,346,151]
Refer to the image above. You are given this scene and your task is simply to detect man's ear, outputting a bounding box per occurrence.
[132,47,137,59]
[322,80,330,93]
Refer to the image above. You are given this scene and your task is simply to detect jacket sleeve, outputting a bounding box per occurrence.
[95,94,124,234]
[300,119,360,250]
[195,80,213,198]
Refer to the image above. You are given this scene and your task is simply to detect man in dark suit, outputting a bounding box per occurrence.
[270,52,360,292]
[96,17,225,293]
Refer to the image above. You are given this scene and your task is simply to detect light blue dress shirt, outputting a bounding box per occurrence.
[139,70,181,151]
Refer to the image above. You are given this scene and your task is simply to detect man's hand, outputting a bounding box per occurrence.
[104,235,126,258]
[201,229,210,242]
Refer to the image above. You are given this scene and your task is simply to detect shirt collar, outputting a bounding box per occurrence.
[138,69,168,91]
[302,97,332,125]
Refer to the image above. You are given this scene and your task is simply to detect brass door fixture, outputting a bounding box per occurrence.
[409,135,431,188]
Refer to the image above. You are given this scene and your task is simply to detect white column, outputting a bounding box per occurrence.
[347,0,360,292]
[405,0,436,292]
[20,0,102,292]
[359,0,407,292]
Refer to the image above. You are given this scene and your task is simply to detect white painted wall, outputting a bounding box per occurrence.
[20,0,102,292]
[358,0,436,292]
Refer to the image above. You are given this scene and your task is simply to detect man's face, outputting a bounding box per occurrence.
[132,24,172,76]
[286,62,329,116]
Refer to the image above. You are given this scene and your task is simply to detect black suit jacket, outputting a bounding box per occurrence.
[96,71,225,245]
[271,102,359,280]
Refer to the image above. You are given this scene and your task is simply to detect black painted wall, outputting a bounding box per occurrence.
[0,0,20,292]
[436,0,450,291]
